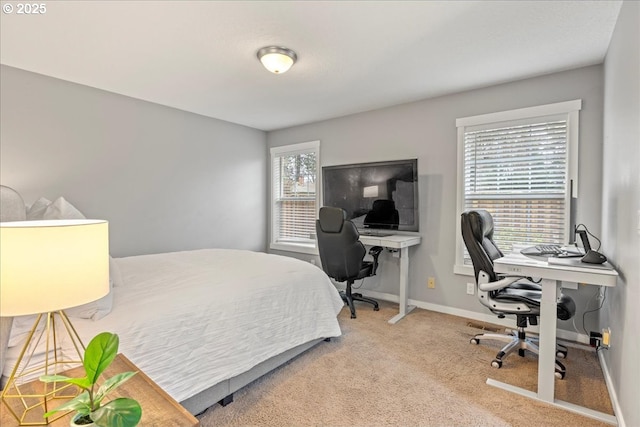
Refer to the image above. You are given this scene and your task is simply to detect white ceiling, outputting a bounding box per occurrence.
[0,1,622,131]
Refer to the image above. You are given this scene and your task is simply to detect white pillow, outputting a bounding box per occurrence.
[26,197,52,220]
[42,197,86,220]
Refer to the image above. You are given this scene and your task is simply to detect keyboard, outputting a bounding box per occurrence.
[533,244,563,255]
[520,244,562,256]
[520,244,583,257]
[359,230,395,237]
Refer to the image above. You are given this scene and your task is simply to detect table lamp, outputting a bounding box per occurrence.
[0,219,109,426]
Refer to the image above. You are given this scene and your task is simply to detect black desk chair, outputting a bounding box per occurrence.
[316,207,383,319]
[461,209,576,378]
[364,199,399,230]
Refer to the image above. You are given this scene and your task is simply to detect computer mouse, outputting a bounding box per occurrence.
[581,250,607,264]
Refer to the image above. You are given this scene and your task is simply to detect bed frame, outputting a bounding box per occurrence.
[0,185,328,415]
[181,338,324,414]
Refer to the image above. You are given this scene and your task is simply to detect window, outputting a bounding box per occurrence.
[454,100,581,274]
[270,141,320,254]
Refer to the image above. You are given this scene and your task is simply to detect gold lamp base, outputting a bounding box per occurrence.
[1,311,85,426]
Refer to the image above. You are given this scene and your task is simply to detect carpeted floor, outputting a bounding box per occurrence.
[198,301,614,426]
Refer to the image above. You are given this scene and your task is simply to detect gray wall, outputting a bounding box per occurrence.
[0,65,267,257]
[601,1,640,426]
[268,65,605,335]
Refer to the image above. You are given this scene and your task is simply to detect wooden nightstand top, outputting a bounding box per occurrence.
[1,354,200,427]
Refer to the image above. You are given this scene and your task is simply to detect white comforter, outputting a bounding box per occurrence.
[6,249,344,402]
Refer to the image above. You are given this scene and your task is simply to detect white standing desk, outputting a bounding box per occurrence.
[359,234,421,324]
[493,249,618,425]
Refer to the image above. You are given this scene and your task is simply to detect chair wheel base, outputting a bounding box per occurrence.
[555,360,566,379]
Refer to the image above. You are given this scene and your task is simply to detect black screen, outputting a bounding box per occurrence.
[322,159,419,232]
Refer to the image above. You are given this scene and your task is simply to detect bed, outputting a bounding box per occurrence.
[0,185,344,415]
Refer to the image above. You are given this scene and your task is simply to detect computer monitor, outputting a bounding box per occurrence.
[322,159,419,232]
[568,180,577,244]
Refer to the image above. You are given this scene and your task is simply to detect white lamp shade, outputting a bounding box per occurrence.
[260,53,294,74]
[0,219,110,316]
[257,46,297,74]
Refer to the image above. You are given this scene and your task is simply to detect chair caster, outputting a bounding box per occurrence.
[373,306,380,311]
[491,359,502,369]
[554,360,566,379]
[470,338,480,345]
[556,350,567,359]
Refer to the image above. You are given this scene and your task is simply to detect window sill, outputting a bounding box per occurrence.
[270,242,318,255]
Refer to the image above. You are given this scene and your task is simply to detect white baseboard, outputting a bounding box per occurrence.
[598,350,625,427]
[357,288,589,344]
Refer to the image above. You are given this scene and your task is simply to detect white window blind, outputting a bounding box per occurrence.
[455,100,581,273]
[464,120,568,251]
[270,141,319,250]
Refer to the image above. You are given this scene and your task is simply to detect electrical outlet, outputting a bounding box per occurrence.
[466,283,475,295]
[602,327,611,347]
[427,277,435,289]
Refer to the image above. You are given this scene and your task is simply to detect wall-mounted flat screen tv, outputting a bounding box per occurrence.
[322,159,419,233]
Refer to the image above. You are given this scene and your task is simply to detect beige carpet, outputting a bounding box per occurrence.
[198,301,614,427]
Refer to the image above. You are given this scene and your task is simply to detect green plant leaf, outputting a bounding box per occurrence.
[93,371,137,405]
[39,374,92,390]
[83,332,119,385]
[42,390,92,418]
[91,398,142,427]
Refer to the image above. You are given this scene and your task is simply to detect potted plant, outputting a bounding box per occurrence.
[40,332,142,426]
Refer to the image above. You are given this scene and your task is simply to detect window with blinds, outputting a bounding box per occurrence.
[455,100,581,272]
[270,141,319,250]
[464,120,568,252]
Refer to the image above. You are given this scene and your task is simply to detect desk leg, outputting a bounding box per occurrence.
[537,278,559,402]
[487,278,618,424]
[388,247,416,324]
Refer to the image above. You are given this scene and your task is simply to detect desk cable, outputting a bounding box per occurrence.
[575,223,602,251]
[579,286,608,353]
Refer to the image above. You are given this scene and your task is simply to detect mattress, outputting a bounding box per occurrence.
[3,249,344,402]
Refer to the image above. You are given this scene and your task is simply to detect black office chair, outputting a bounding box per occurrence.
[316,207,383,319]
[461,209,576,378]
[364,199,399,230]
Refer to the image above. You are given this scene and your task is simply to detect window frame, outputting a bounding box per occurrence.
[269,140,320,255]
[454,100,582,276]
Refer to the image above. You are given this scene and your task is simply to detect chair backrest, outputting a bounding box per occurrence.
[364,199,399,230]
[460,210,504,283]
[316,207,366,282]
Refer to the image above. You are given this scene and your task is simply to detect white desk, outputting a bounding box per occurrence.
[359,234,421,324]
[493,249,618,424]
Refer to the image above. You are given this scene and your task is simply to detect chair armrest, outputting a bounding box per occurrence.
[477,272,522,292]
[369,246,383,275]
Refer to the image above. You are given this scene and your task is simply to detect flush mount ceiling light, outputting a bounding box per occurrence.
[257,46,297,74]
